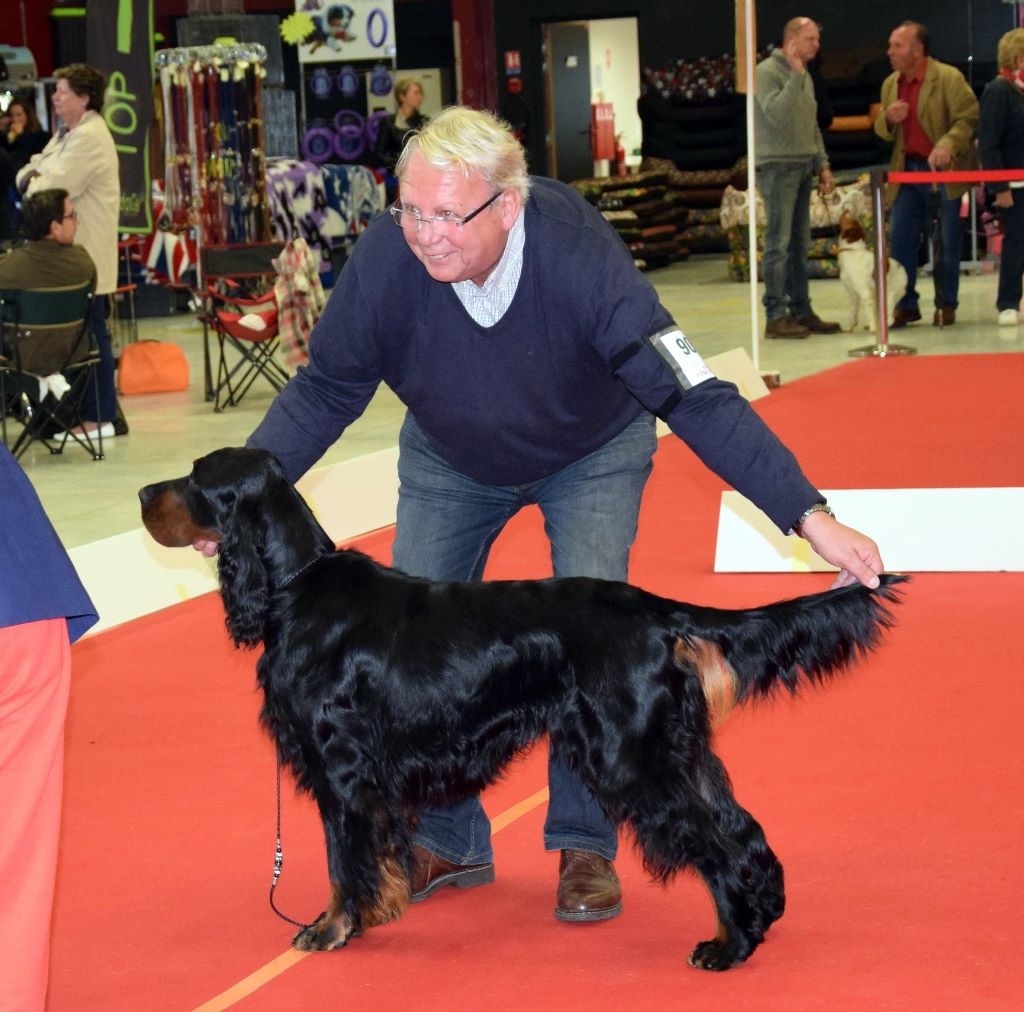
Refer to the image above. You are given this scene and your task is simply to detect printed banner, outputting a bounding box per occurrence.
[284,1,396,64]
[87,0,154,233]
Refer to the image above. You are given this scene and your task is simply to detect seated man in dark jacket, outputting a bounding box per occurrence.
[0,187,96,421]
[0,187,96,293]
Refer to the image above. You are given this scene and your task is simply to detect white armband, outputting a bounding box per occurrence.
[648,326,715,390]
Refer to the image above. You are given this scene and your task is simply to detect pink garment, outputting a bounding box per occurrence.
[0,619,71,1012]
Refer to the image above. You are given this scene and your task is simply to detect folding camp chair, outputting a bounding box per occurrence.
[110,237,141,350]
[195,242,289,411]
[0,280,105,460]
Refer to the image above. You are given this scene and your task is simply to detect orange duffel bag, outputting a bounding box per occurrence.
[118,340,189,395]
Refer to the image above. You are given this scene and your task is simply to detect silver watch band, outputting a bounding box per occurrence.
[792,501,834,536]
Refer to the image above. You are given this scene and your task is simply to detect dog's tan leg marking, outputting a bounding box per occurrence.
[361,853,411,927]
[674,637,738,725]
[291,882,357,951]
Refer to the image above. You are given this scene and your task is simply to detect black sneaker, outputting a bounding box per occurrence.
[113,415,129,436]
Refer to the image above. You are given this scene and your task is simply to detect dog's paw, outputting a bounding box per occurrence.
[291,912,357,952]
[688,938,746,971]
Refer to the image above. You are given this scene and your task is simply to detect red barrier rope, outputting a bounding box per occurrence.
[888,169,1024,184]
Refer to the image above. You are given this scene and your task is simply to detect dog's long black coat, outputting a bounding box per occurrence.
[139,447,904,970]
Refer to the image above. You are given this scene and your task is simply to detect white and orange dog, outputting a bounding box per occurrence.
[836,213,908,334]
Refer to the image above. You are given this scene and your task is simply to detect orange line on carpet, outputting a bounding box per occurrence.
[190,788,550,1011]
[491,787,549,832]
[191,949,311,1012]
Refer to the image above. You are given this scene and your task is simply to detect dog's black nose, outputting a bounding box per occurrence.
[139,483,160,506]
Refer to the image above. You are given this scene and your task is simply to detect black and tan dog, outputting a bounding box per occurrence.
[140,447,904,970]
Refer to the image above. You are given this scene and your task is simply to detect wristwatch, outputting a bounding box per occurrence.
[791,501,834,536]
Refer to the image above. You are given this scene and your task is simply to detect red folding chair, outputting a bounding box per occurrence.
[195,243,289,411]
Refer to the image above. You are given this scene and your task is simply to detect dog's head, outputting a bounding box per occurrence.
[140,448,330,647]
[837,211,868,247]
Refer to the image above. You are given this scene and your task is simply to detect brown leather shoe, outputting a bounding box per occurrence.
[795,313,841,334]
[891,307,922,328]
[764,315,809,339]
[554,849,622,922]
[409,844,495,902]
[932,307,956,327]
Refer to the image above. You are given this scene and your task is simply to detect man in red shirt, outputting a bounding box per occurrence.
[875,22,978,327]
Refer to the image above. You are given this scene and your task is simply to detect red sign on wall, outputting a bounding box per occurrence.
[590,102,615,160]
[504,50,521,75]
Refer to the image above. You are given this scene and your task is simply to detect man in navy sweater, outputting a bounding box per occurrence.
[206,106,884,923]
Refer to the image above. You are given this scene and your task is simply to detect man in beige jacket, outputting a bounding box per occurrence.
[874,21,978,328]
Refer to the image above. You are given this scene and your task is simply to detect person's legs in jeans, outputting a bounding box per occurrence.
[785,165,815,320]
[530,412,658,860]
[392,413,524,864]
[937,191,965,310]
[890,172,928,313]
[84,296,118,423]
[758,163,801,321]
[394,412,658,865]
[996,191,1024,312]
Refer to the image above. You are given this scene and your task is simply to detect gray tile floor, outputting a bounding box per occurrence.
[11,253,1022,549]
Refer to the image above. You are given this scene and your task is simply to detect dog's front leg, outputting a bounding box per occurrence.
[291,805,367,952]
[847,288,860,333]
[293,881,359,951]
[292,801,410,951]
[867,294,878,334]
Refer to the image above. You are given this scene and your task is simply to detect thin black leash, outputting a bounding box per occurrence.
[269,755,312,929]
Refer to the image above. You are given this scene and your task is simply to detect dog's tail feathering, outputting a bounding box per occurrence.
[675,574,906,721]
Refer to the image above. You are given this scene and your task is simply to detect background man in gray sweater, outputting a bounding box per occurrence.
[754,17,841,338]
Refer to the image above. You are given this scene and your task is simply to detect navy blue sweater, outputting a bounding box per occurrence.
[1,446,97,642]
[979,76,1024,193]
[250,177,820,532]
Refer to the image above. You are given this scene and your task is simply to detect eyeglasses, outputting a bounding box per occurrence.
[62,210,78,221]
[390,191,502,234]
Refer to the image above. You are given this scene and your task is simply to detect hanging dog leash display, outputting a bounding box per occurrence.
[156,44,273,247]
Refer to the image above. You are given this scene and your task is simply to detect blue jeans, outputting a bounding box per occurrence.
[757,160,815,321]
[392,411,658,864]
[83,296,118,423]
[889,159,964,311]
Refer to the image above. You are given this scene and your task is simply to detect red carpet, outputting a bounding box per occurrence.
[48,355,1024,1009]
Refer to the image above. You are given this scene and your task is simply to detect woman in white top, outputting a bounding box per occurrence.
[18,64,124,437]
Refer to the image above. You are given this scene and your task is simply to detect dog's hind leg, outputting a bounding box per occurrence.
[627,751,784,971]
[687,754,784,970]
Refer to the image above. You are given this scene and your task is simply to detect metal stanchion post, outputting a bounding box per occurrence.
[849,169,916,358]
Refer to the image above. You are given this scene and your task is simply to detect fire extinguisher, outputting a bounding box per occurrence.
[615,135,627,177]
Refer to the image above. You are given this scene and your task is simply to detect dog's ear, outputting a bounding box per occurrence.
[217,494,270,648]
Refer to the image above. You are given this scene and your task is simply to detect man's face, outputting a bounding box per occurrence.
[53,198,78,244]
[888,27,923,75]
[397,151,519,287]
[792,22,821,63]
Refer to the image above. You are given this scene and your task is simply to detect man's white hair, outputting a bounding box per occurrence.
[396,106,531,200]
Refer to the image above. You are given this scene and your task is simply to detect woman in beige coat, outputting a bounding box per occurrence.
[17,64,124,437]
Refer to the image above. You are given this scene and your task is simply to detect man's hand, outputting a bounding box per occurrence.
[885,99,910,125]
[193,539,220,558]
[818,167,835,195]
[994,191,1015,209]
[784,38,806,73]
[797,511,884,589]
[927,145,952,170]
